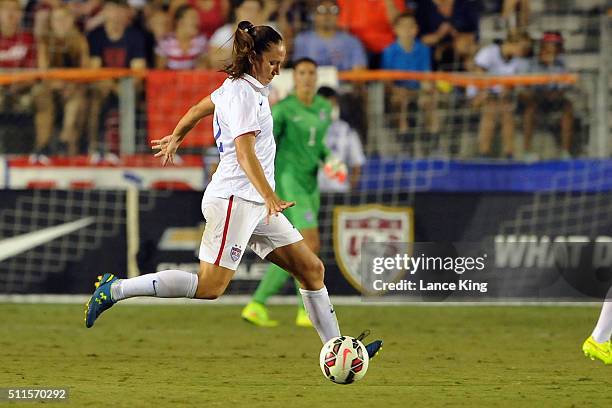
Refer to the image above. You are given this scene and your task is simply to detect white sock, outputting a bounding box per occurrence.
[299,286,340,343]
[592,286,612,343]
[110,269,198,301]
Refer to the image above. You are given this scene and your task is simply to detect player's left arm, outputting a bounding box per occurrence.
[235,133,295,222]
[152,95,215,166]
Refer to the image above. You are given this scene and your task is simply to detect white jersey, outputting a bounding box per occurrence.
[205,74,276,203]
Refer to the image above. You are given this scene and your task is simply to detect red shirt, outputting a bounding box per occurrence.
[188,0,226,39]
[0,31,36,68]
[337,0,405,53]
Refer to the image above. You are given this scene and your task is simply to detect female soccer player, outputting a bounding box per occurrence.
[241,57,344,328]
[84,20,381,359]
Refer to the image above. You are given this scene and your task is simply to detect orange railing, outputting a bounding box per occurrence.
[0,68,580,148]
[0,68,578,87]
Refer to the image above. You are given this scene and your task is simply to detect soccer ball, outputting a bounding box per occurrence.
[319,336,369,384]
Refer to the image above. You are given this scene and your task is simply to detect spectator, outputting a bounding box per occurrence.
[70,0,106,33]
[169,0,229,39]
[32,5,90,162]
[522,32,573,160]
[32,0,62,40]
[0,0,36,70]
[292,0,367,71]
[155,4,208,69]
[273,0,314,37]
[261,0,301,60]
[416,0,480,71]
[0,0,36,119]
[502,0,528,31]
[87,0,146,163]
[208,0,272,68]
[146,6,171,41]
[88,0,146,69]
[317,86,366,192]
[143,6,170,66]
[473,31,530,158]
[336,0,405,68]
[382,11,438,139]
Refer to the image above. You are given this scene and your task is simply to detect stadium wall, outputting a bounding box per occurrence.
[1,185,610,299]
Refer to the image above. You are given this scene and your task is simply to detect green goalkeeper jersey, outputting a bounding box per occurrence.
[273,94,332,195]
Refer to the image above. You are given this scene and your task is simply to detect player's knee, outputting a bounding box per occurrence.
[195,283,226,300]
[303,257,324,289]
[194,271,228,300]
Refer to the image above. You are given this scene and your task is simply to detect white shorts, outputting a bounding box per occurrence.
[198,195,303,270]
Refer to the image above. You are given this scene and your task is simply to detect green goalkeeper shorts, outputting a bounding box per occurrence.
[279,189,320,230]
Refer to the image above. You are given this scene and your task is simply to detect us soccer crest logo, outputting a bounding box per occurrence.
[333,205,413,294]
[230,245,242,262]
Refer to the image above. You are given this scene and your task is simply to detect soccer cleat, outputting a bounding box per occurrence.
[241,301,279,327]
[357,330,383,360]
[582,336,612,365]
[84,273,118,328]
[295,308,313,328]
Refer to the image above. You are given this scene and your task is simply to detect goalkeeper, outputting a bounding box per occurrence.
[241,57,345,327]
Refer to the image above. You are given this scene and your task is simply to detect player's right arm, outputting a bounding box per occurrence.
[235,133,295,222]
[152,95,215,166]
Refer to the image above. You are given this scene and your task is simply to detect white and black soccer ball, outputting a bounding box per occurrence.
[319,336,369,384]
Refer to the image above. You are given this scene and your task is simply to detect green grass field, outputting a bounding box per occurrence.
[0,303,610,407]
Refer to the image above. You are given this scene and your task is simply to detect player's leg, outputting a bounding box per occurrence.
[582,286,612,364]
[85,262,234,328]
[85,195,258,328]
[250,214,383,358]
[265,240,340,342]
[244,228,319,326]
[294,228,320,327]
[243,192,319,327]
[110,261,234,301]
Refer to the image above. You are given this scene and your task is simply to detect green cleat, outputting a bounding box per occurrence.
[241,301,279,327]
[295,308,313,328]
[84,273,117,328]
[582,336,612,365]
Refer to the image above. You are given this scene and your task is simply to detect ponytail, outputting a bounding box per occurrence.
[223,20,283,79]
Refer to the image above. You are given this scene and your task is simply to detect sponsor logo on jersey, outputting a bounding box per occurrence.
[333,205,414,294]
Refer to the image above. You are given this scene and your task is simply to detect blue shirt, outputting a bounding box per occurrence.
[292,30,367,71]
[381,39,431,89]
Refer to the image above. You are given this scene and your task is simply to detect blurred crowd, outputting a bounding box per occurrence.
[0,0,580,162]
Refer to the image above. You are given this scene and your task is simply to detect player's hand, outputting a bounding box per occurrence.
[152,135,180,166]
[323,156,348,183]
[264,193,295,224]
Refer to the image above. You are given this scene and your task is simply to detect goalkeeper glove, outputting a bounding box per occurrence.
[323,156,347,183]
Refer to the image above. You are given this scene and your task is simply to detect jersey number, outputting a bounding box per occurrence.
[214,115,223,153]
[308,127,316,146]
